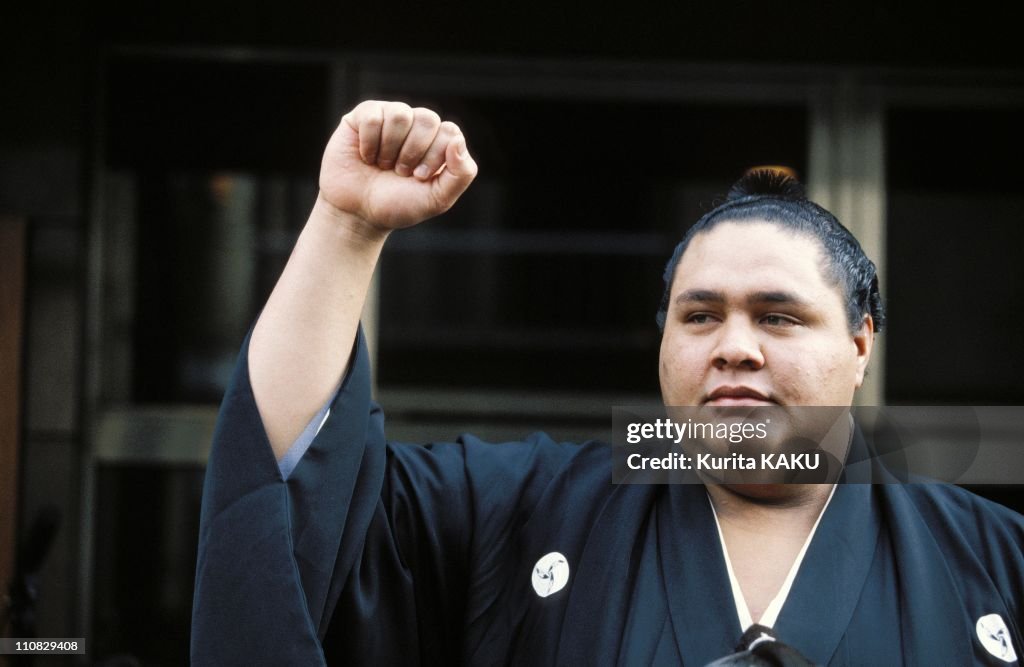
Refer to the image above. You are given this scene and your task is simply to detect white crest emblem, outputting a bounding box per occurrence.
[531,552,570,598]
[977,613,1018,662]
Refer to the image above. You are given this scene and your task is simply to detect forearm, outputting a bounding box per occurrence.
[249,194,388,459]
[244,100,475,460]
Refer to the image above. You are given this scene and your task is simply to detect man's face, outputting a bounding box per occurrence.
[659,221,873,409]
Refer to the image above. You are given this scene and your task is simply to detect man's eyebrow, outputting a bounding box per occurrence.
[748,290,811,307]
[674,289,812,307]
[674,289,725,305]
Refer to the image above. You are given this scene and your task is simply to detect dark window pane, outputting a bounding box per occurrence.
[104,57,326,402]
[886,108,1024,403]
[105,56,328,173]
[376,97,807,392]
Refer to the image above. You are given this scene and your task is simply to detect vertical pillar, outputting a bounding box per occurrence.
[0,216,27,627]
[808,76,887,406]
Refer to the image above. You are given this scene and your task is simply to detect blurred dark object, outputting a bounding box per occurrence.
[4,504,61,637]
[704,624,819,667]
[3,505,60,667]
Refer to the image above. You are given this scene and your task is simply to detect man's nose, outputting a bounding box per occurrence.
[711,318,765,370]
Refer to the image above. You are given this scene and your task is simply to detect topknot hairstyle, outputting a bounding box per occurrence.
[727,167,806,200]
[656,167,886,334]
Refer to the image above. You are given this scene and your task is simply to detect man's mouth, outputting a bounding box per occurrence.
[703,386,773,406]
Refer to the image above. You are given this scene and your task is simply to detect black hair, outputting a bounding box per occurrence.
[655,168,886,334]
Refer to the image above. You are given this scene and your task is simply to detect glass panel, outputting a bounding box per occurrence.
[92,464,204,666]
[103,56,327,403]
[105,57,328,173]
[886,108,1024,404]
[376,97,808,393]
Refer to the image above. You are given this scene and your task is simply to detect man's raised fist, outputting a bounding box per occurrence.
[317,100,478,234]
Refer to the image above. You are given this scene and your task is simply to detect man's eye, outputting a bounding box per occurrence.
[686,313,715,324]
[761,314,796,327]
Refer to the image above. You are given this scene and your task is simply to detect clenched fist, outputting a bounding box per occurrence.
[317,100,479,234]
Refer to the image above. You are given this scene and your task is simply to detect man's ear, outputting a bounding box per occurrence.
[853,314,875,388]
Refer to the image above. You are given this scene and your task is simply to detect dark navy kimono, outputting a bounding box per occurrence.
[192,331,1024,665]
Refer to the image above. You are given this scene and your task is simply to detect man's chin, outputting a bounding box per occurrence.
[719,482,825,506]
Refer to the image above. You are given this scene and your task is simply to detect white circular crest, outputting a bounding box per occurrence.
[531,552,570,598]
[977,613,1018,662]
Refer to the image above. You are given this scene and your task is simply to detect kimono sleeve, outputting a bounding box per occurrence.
[191,327,579,665]
[191,327,386,666]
